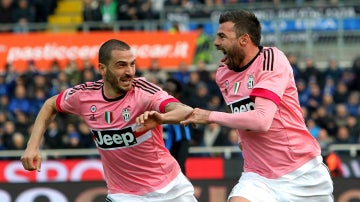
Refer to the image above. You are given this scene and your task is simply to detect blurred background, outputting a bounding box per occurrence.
[0,0,360,201]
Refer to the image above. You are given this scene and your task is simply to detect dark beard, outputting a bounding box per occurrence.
[105,69,127,95]
[227,45,245,70]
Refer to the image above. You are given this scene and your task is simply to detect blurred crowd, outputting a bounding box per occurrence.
[0,0,358,162]
[0,52,360,160]
[0,0,343,33]
[0,0,58,32]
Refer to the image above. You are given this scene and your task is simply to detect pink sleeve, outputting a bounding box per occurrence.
[56,91,66,112]
[209,97,277,131]
[159,98,179,113]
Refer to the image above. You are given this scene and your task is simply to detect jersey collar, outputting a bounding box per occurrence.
[232,46,263,73]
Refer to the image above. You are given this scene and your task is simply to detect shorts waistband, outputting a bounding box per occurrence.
[281,156,323,180]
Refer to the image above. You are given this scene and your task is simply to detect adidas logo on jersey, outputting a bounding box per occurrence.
[229,97,255,113]
[91,127,137,149]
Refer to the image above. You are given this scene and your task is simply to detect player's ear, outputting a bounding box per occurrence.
[98,63,106,74]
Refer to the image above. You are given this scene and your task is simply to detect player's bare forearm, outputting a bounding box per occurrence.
[26,95,58,149]
[163,102,193,124]
[21,95,59,171]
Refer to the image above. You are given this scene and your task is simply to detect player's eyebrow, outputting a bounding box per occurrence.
[115,58,136,66]
[217,32,226,38]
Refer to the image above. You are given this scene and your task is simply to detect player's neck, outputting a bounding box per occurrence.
[240,46,260,68]
[103,83,125,99]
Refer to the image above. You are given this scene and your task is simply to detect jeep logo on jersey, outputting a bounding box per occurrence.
[229,97,255,113]
[91,127,137,149]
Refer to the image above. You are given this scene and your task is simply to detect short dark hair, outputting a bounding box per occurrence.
[98,39,131,66]
[219,10,261,46]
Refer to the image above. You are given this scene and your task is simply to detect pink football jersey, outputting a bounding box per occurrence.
[216,47,321,179]
[56,78,181,194]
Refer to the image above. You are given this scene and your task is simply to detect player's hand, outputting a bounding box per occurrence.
[135,111,163,134]
[20,147,42,172]
[180,108,211,125]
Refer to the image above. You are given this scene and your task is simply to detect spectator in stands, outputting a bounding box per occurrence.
[8,132,26,150]
[0,0,15,32]
[0,75,9,98]
[64,123,82,149]
[64,59,81,86]
[143,58,169,84]
[43,120,65,150]
[162,78,192,175]
[286,52,302,82]
[345,91,359,116]
[2,120,16,149]
[350,56,360,91]
[206,95,223,111]
[194,60,210,82]
[313,106,337,137]
[81,58,101,81]
[78,119,96,149]
[12,0,35,33]
[194,24,213,64]
[306,118,321,139]
[81,0,102,31]
[321,93,336,116]
[202,123,228,156]
[333,81,350,104]
[14,111,30,136]
[323,55,343,84]
[49,71,70,97]
[296,79,310,107]
[8,84,31,117]
[345,115,360,143]
[192,81,211,109]
[137,0,156,26]
[333,104,349,128]
[117,0,140,30]
[29,88,47,119]
[306,82,322,115]
[4,63,19,89]
[205,70,222,100]
[317,128,334,149]
[82,0,102,24]
[301,56,324,87]
[181,71,198,105]
[226,128,243,159]
[323,77,336,96]
[333,126,354,157]
[99,0,117,29]
[48,60,62,80]
[26,74,50,100]
[171,61,190,85]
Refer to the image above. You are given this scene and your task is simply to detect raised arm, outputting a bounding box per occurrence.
[135,102,193,134]
[20,95,59,171]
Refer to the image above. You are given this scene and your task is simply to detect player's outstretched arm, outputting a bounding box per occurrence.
[135,102,193,134]
[21,95,59,172]
[180,108,211,125]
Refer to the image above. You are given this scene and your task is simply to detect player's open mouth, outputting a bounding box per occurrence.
[120,78,132,85]
[220,50,228,63]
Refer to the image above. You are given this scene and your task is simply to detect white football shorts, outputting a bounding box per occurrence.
[106,172,197,202]
[228,156,334,202]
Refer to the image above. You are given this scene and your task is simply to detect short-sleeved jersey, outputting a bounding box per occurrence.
[216,47,320,179]
[56,78,181,195]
